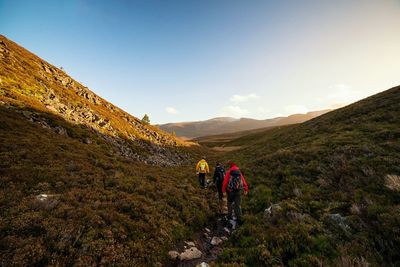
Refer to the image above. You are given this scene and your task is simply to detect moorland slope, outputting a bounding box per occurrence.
[217,86,400,266]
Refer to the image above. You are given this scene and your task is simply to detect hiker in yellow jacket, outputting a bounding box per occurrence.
[196,156,210,189]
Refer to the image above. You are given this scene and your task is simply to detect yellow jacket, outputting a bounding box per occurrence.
[196,159,209,174]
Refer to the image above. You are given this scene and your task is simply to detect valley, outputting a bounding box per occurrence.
[1,34,400,266]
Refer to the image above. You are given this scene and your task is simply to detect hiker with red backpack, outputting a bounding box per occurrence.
[222,162,249,224]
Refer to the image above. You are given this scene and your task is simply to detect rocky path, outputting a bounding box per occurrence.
[168,194,238,267]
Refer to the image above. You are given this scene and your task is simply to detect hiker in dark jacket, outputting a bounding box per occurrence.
[222,162,249,223]
[213,162,226,201]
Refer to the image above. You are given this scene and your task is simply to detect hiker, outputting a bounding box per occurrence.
[213,162,226,201]
[222,162,249,224]
[196,156,209,189]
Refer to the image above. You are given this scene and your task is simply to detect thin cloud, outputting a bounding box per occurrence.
[327,84,362,104]
[165,106,179,115]
[284,104,308,115]
[230,93,259,103]
[219,105,249,118]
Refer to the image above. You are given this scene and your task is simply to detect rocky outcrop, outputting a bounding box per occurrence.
[0,35,191,166]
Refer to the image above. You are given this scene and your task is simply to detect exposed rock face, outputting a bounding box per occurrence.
[0,35,192,166]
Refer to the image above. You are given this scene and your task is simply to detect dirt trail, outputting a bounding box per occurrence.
[168,191,238,267]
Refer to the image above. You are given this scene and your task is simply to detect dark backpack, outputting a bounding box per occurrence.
[227,170,243,192]
[215,166,225,182]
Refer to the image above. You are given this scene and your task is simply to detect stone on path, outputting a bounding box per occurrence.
[168,250,179,259]
[211,236,223,246]
[185,241,196,247]
[229,219,237,230]
[196,262,210,267]
[179,247,202,261]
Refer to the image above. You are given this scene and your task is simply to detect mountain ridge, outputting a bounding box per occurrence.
[160,109,331,139]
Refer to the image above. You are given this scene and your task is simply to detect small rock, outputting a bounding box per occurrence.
[264,203,282,215]
[22,111,32,118]
[185,241,196,247]
[36,194,48,201]
[83,137,92,144]
[45,105,58,113]
[224,227,230,234]
[229,219,237,230]
[293,188,302,197]
[286,211,309,222]
[179,247,202,261]
[211,236,223,246]
[221,236,228,241]
[196,262,210,267]
[54,126,67,135]
[168,250,179,260]
[350,203,361,215]
[204,228,211,233]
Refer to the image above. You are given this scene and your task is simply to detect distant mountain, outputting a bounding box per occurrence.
[159,110,331,139]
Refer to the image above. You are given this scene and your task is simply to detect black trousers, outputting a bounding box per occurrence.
[227,191,242,220]
[198,173,206,188]
[216,179,223,200]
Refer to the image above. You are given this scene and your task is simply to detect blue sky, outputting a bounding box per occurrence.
[1,0,400,123]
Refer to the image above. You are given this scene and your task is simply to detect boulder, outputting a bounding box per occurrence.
[196,262,210,267]
[184,241,196,247]
[179,247,202,261]
[211,236,223,246]
[168,250,179,260]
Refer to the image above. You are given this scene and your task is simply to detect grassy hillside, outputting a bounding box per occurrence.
[0,105,217,266]
[0,35,189,166]
[194,126,285,149]
[217,86,400,266]
[0,35,219,266]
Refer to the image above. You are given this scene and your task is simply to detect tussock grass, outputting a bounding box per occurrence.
[385,174,400,191]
